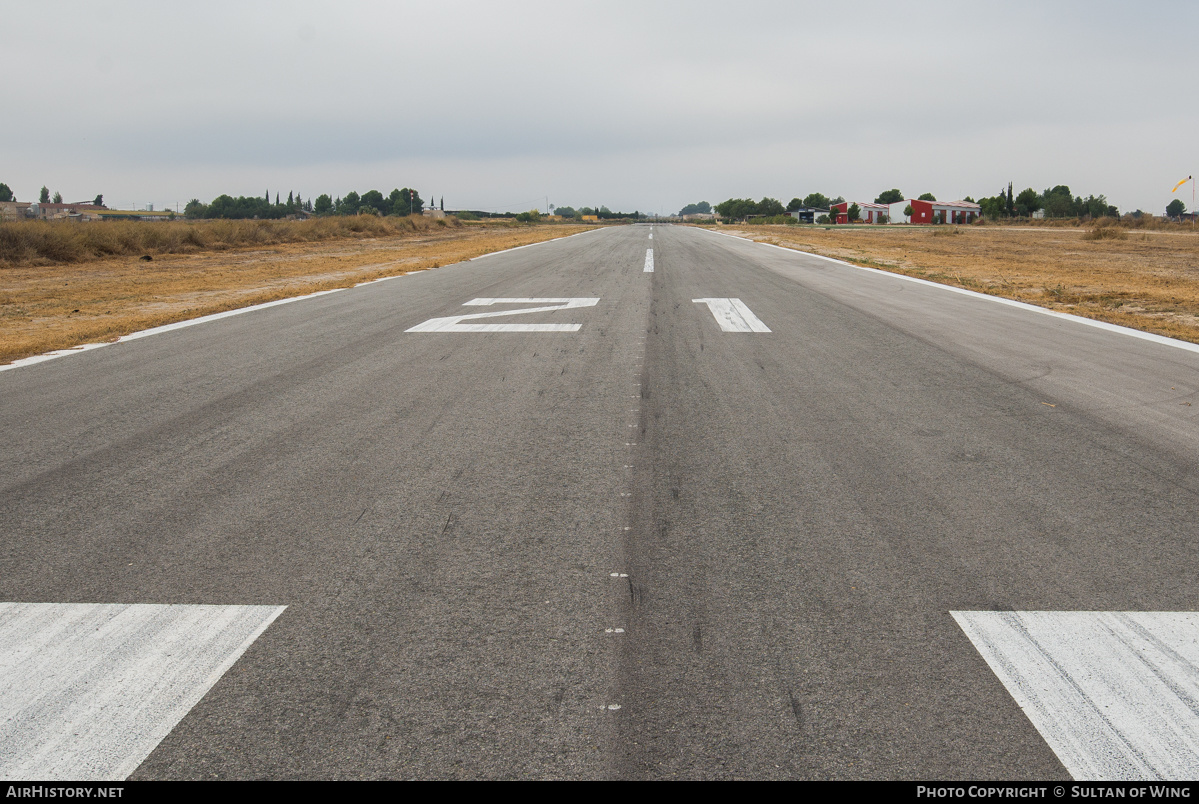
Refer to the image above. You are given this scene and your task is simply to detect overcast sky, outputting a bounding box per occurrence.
[4,1,1196,215]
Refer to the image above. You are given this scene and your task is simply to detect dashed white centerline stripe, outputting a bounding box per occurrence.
[644,249,654,273]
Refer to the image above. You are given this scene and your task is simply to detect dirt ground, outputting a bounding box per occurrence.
[0,223,591,365]
[712,223,1199,344]
[5,221,1197,365]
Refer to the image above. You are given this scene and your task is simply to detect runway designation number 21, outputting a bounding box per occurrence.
[405,298,600,333]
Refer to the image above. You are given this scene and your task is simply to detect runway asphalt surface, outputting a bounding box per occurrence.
[2,224,1199,780]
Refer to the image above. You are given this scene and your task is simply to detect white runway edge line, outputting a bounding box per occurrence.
[468,226,606,261]
[699,228,1199,356]
[644,249,654,273]
[405,297,600,333]
[953,611,1199,781]
[0,227,607,374]
[693,298,772,332]
[0,602,286,782]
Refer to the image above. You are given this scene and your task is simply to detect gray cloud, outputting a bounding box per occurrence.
[3,1,1194,213]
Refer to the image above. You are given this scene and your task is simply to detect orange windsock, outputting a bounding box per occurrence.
[1173,176,1192,193]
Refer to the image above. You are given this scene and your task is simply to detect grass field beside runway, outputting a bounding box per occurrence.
[711,223,1199,345]
[0,221,592,364]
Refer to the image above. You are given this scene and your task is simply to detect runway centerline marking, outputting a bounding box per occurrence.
[953,610,1199,781]
[405,298,600,333]
[692,298,771,332]
[644,249,654,273]
[0,602,285,782]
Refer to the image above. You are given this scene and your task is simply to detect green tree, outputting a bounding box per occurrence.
[183,198,206,218]
[756,197,785,216]
[1042,186,1074,218]
[93,194,104,207]
[679,201,711,215]
[52,191,62,203]
[846,203,861,222]
[803,193,831,209]
[39,186,50,203]
[786,198,803,212]
[903,204,913,218]
[0,183,12,202]
[339,191,361,215]
[1015,188,1041,217]
[360,190,386,215]
[314,194,333,214]
[287,191,294,209]
[397,188,423,215]
[875,188,904,204]
[714,198,759,220]
[1166,199,1187,218]
[918,192,936,202]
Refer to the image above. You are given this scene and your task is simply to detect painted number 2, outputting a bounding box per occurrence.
[405,298,600,333]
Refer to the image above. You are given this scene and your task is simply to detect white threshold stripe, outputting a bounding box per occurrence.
[644,249,654,273]
[693,298,772,332]
[698,228,1199,356]
[953,611,1199,781]
[0,603,285,781]
[1,228,608,374]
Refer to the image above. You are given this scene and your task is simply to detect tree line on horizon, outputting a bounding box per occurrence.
[702,183,1134,222]
[183,188,427,220]
[0,182,104,207]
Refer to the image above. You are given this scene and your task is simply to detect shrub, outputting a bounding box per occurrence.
[0,215,463,267]
[1082,226,1128,241]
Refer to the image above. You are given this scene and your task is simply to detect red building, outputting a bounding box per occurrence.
[830,201,889,224]
[908,199,981,224]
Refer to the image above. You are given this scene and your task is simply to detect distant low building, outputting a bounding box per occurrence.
[422,208,447,219]
[582,215,599,222]
[32,202,108,221]
[93,209,174,221]
[681,212,715,221]
[0,201,33,221]
[786,207,828,224]
[831,201,889,224]
[908,199,981,224]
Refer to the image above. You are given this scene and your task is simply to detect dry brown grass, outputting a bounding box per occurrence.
[0,221,593,364]
[709,223,1199,344]
[0,214,468,268]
